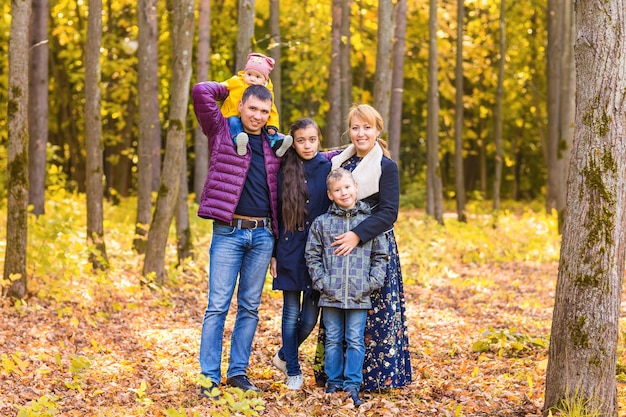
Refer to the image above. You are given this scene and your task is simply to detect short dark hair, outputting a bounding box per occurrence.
[242,84,272,104]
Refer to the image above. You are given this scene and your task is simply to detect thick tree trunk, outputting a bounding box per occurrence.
[143,0,195,285]
[134,0,161,253]
[193,0,210,204]
[85,0,108,270]
[4,0,31,299]
[543,1,626,415]
[545,0,560,214]
[28,0,49,217]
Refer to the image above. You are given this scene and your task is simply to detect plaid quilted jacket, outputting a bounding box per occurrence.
[305,201,388,310]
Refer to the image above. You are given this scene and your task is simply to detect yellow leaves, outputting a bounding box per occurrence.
[1,352,30,376]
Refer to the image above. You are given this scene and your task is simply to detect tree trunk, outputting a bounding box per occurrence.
[426,0,443,224]
[176,151,192,264]
[373,0,393,126]
[454,0,466,222]
[326,0,342,148]
[85,0,108,270]
[556,0,574,232]
[134,0,161,253]
[492,0,504,211]
[269,0,281,117]
[28,0,49,217]
[193,0,210,204]
[545,0,560,214]
[236,0,254,70]
[543,1,626,415]
[143,0,195,285]
[4,0,31,300]
[388,0,406,164]
[339,0,352,137]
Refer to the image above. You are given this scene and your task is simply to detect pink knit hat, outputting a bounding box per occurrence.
[244,53,275,80]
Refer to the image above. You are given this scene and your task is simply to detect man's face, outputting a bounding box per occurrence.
[238,96,271,135]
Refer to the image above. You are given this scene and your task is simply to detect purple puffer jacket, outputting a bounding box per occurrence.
[191,81,281,236]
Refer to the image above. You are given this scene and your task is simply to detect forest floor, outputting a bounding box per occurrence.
[1,206,625,417]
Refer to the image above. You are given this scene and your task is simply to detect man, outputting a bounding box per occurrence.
[192,82,281,395]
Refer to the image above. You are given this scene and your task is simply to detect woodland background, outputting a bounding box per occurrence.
[2,0,626,416]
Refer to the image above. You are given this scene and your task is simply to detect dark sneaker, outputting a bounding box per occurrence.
[200,381,220,399]
[345,387,363,407]
[325,384,342,394]
[226,375,260,392]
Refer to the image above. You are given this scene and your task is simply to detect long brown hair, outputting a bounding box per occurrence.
[346,104,392,158]
[281,118,322,232]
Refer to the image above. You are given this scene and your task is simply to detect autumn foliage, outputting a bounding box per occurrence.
[1,196,625,416]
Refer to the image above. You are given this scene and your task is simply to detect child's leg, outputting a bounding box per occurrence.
[228,116,248,156]
[322,307,345,390]
[267,131,293,158]
[343,309,367,391]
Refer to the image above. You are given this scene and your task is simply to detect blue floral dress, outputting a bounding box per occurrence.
[313,155,412,391]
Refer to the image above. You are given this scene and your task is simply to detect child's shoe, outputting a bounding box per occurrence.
[286,373,304,390]
[273,135,293,157]
[345,387,363,407]
[235,132,249,156]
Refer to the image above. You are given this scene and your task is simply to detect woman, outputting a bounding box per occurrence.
[270,118,332,390]
[314,104,412,391]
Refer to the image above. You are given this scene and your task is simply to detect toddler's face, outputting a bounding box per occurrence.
[244,69,267,86]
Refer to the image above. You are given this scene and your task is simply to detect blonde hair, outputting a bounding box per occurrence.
[326,167,356,190]
[346,104,391,158]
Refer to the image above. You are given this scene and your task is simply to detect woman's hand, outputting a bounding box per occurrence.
[270,257,277,277]
[331,231,360,256]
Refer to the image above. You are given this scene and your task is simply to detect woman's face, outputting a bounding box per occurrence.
[349,116,379,157]
[292,125,320,160]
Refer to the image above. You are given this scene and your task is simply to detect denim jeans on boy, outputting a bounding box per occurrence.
[199,223,274,384]
[278,290,320,376]
[323,307,367,390]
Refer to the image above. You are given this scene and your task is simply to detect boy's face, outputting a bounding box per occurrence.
[243,69,267,86]
[327,176,358,210]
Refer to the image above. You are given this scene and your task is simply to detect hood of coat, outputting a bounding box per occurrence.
[327,200,371,217]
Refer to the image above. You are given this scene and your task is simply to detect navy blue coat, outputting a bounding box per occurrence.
[272,152,331,292]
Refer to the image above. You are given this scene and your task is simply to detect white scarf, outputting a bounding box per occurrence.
[331,143,383,200]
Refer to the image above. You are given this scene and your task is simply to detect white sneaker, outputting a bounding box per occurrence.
[272,352,287,375]
[275,135,293,157]
[286,373,304,390]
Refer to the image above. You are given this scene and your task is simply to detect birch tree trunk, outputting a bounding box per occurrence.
[85,0,108,270]
[143,0,195,285]
[4,0,31,299]
[543,1,626,415]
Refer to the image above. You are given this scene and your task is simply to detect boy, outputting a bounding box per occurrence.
[220,52,292,157]
[305,168,388,407]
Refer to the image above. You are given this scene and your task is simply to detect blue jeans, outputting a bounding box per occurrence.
[278,290,320,376]
[323,307,367,390]
[199,223,274,384]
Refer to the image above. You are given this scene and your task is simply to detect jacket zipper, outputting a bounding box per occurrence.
[343,212,351,306]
